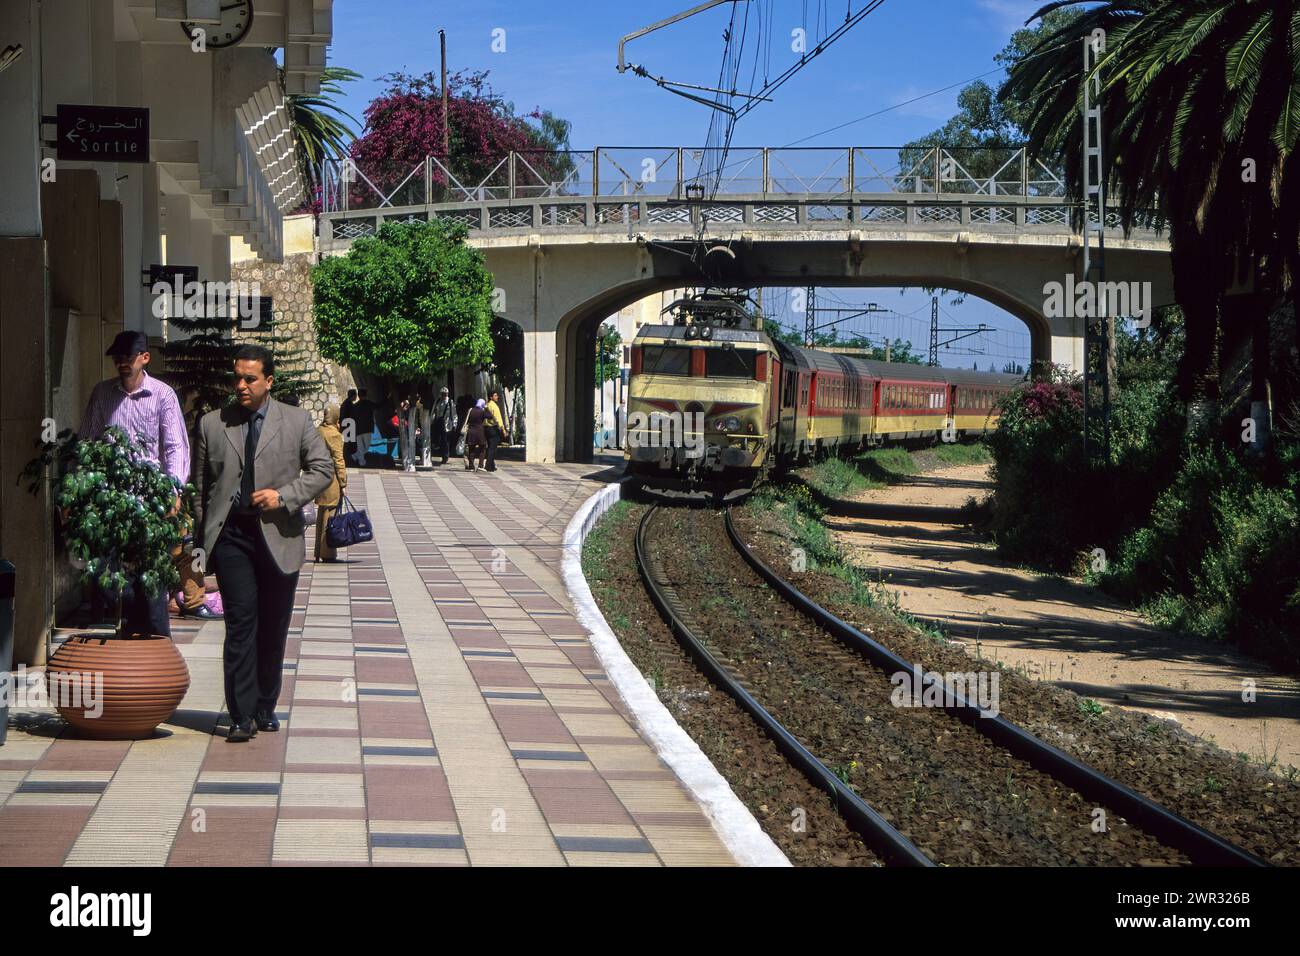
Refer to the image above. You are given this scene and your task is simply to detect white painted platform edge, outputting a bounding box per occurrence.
[561,481,790,868]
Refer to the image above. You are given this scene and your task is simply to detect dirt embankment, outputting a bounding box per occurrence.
[830,463,1300,771]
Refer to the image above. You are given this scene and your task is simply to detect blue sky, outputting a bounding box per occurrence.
[327,0,1051,368]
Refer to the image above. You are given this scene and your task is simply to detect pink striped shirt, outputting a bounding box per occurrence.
[78,370,190,484]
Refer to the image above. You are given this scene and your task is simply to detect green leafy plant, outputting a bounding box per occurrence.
[312,218,494,386]
[26,426,192,636]
[1078,698,1105,720]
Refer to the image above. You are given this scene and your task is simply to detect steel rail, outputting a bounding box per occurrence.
[723,507,1266,867]
[634,505,934,867]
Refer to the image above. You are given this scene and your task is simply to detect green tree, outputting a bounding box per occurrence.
[1000,0,1300,434]
[899,10,1081,185]
[900,10,1080,306]
[489,317,524,390]
[312,218,494,385]
[596,324,622,386]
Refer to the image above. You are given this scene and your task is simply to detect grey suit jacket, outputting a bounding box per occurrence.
[193,398,334,575]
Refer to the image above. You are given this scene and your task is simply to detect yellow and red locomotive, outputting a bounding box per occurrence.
[625,290,1021,488]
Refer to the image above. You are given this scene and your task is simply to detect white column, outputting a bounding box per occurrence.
[1049,312,1085,375]
[163,194,195,266]
[524,328,557,463]
[0,0,43,236]
[136,164,163,336]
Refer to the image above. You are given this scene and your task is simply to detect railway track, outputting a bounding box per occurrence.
[634,502,1265,867]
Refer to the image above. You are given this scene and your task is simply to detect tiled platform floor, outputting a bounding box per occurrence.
[0,461,736,867]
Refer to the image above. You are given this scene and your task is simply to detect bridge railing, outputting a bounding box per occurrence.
[320,146,1068,213]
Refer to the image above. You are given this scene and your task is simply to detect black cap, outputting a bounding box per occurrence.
[105,330,149,357]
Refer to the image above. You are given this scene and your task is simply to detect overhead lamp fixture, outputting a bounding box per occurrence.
[0,44,24,76]
[685,182,704,201]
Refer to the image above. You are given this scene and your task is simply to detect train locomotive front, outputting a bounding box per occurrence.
[625,321,778,489]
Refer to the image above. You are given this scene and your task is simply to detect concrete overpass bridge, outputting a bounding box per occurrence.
[316,147,1174,463]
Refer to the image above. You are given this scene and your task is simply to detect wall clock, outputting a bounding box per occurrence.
[180,1,254,50]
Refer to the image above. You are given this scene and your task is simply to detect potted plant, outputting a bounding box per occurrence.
[22,426,191,739]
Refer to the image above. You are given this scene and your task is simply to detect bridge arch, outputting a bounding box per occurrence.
[551,269,1055,464]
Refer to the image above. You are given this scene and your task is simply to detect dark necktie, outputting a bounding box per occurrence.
[240,411,261,508]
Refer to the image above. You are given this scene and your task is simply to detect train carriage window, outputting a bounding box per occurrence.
[704,347,757,378]
[641,345,691,376]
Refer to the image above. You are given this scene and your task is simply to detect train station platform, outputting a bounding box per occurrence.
[0,461,738,867]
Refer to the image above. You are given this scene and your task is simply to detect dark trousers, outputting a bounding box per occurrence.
[433,423,450,463]
[211,513,299,722]
[485,429,501,471]
[91,580,171,637]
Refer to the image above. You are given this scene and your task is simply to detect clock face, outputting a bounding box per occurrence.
[181,0,254,50]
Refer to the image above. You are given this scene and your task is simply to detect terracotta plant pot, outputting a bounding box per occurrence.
[45,633,190,740]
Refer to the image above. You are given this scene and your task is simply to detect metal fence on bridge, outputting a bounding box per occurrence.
[320,146,1069,213]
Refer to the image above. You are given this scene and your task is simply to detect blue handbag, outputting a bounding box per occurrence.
[325,495,373,548]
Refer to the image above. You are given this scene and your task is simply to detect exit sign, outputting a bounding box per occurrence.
[56,104,149,163]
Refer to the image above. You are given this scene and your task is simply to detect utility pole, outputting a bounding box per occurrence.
[1082,29,1111,465]
[803,286,816,346]
[929,295,939,367]
[598,325,604,451]
[440,30,450,163]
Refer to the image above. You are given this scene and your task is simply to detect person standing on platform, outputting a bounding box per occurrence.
[192,345,333,742]
[314,404,347,563]
[78,330,195,634]
[350,388,376,466]
[397,397,416,472]
[340,388,358,464]
[464,399,488,472]
[431,387,458,465]
[484,389,506,473]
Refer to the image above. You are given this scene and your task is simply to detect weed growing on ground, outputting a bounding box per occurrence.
[753,482,948,644]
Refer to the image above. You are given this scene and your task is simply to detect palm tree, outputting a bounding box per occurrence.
[1000,0,1300,437]
[284,66,361,208]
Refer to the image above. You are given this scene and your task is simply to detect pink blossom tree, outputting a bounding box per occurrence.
[348,70,573,205]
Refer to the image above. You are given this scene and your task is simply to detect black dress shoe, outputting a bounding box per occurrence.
[255,710,280,732]
[181,603,224,621]
[226,719,257,742]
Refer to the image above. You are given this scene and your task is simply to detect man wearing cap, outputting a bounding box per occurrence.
[78,331,211,635]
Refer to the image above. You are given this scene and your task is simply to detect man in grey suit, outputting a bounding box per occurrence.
[193,345,333,742]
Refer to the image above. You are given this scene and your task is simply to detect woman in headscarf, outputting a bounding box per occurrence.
[315,403,348,561]
[464,398,488,472]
